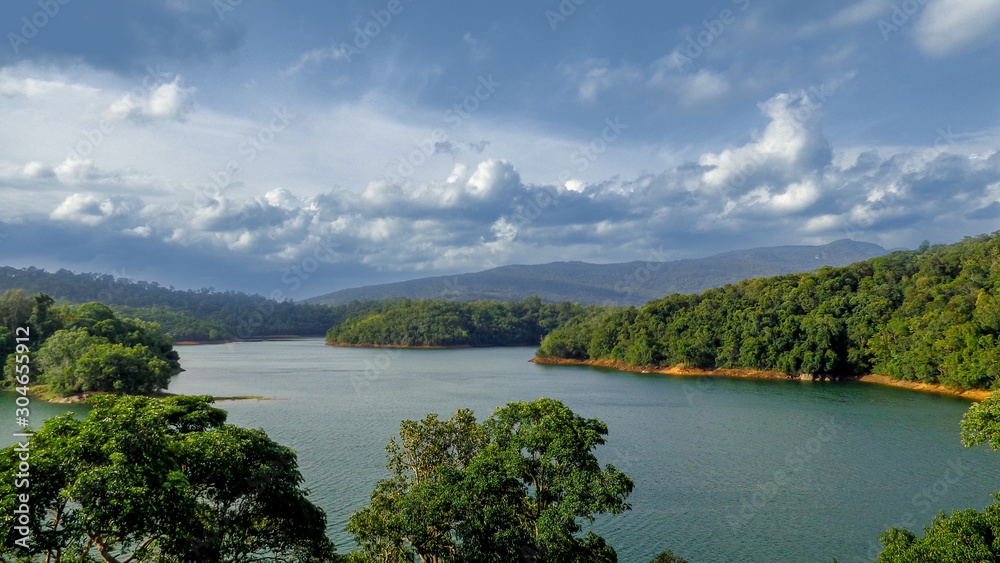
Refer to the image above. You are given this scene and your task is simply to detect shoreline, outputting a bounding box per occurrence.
[28,389,271,404]
[174,335,312,346]
[327,341,474,349]
[529,357,992,401]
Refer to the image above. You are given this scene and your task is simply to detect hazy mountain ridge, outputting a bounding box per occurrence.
[305,239,889,306]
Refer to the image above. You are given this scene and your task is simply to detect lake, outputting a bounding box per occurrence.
[5,338,998,562]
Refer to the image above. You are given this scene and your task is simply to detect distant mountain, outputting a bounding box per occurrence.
[304,239,889,307]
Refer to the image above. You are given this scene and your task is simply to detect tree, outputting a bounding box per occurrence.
[0,289,33,331]
[0,395,337,562]
[8,300,183,396]
[348,398,633,562]
[648,551,689,563]
[30,329,107,393]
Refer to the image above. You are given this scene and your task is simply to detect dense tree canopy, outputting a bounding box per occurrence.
[538,233,1000,389]
[348,398,634,562]
[327,297,608,348]
[0,266,349,339]
[0,395,337,563]
[1,297,182,396]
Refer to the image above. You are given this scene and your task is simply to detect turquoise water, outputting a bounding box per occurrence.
[4,338,998,562]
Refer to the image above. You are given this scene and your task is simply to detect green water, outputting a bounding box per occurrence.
[4,338,998,562]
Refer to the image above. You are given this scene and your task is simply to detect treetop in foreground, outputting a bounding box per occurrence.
[0,394,337,563]
[348,397,635,562]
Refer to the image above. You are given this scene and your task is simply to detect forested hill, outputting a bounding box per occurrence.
[306,239,887,306]
[0,266,397,341]
[537,234,1000,390]
[326,297,607,348]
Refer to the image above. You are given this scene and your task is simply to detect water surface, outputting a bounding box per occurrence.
[5,339,997,563]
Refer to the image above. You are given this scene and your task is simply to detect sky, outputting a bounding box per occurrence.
[0,0,999,299]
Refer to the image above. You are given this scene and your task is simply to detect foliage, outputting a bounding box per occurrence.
[0,266,360,340]
[1,299,182,396]
[538,233,1000,388]
[110,305,235,342]
[347,398,634,562]
[873,504,1000,563]
[326,297,609,348]
[648,551,689,563]
[0,395,337,563]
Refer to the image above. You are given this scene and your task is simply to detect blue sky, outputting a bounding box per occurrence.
[1,0,999,297]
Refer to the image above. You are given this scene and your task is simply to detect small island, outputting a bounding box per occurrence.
[324,296,606,348]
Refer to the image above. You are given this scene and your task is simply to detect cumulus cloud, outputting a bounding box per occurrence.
[108,77,195,122]
[3,76,1000,293]
[51,193,144,226]
[913,0,1000,56]
[699,90,832,191]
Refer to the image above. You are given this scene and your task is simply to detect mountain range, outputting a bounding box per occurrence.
[304,239,889,307]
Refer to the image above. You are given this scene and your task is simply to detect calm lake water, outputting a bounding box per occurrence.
[5,338,999,562]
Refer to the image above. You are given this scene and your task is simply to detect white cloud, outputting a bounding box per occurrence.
[771,180,821,213]
[575,61,642,103]
[914,0,1000,56]
[286,46,351,75]
[678,70,731,106]
[108,77,195,122]
[51,193,143,226]
[0,69,99,99]
[699,90,831,190]
[53,157,97,184]
[829,0,895,26]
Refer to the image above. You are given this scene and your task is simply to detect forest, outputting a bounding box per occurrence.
[325,297,608,347]
[537,233,1000,390]
[0,267,346,340]
[0,291,181,396]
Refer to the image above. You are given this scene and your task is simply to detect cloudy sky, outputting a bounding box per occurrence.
[1,0,999,298]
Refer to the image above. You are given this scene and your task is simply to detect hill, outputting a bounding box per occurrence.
[0,266,396,341]
[326,297,606,348]
[305,239,888,306]
[535,234,1000,390]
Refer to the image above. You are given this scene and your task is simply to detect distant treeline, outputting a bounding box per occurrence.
[326,297,609,347]
[0,266,396,341]
[537,233,1000,390]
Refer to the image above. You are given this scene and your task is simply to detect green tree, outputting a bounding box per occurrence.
[28,328,107,394]
[73,342,173,394]
[0,395,337,562]
[648,551,689,563]
[0,289,33,331]
[348,398,633,562]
